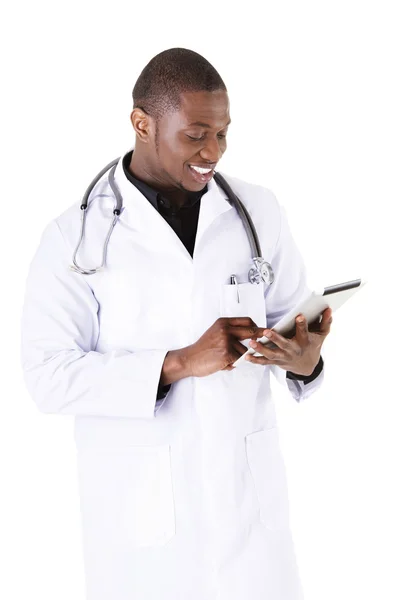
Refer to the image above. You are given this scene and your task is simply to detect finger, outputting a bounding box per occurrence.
[261,328,292,352]
[225,317,259,328]
[319,307,333,335]
[294,314,309,345]
[222,340,254,370]
[231,339,252,358]
[222,340,249,369]
[245,352,277,366]
[248,339,286,361]
[228,324,266,341]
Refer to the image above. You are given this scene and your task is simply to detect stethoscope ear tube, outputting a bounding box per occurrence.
[70,160,121,275]
[70,157,275,285]
[81,158,120,210]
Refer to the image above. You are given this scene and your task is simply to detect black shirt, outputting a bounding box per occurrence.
[122,151,323,400]
[123,150,205,258]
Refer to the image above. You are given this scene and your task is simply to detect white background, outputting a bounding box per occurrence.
[1,1,399,599]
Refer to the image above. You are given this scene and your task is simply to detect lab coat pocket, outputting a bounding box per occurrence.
[245,428,291,530]
[220,282,266,329]
[77,444,175,549]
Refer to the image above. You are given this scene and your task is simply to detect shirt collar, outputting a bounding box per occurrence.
[122,150,208,211]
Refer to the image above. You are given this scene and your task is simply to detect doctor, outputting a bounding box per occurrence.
[20,47,332,600]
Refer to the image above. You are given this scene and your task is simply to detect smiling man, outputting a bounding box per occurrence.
[128,87,229,206]
[21,48,331,600]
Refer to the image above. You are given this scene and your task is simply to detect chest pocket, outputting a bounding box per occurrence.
[220,281,267,330]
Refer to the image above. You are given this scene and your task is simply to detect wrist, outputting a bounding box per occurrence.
[160,346,193,386]
[287,355,323,381]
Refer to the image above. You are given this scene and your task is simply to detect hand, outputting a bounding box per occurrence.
[185,317,266,378]
[245,308,333,376]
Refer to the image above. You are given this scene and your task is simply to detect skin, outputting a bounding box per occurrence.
[129,89,332,377]
[129,89,230,209]
[244,309,333,376]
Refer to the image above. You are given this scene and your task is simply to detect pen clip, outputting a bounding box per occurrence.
[230,274,240,303]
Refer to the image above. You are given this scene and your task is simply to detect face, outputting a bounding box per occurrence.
[132,89,230,193]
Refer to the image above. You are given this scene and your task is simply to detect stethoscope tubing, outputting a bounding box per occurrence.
[70,156,274,285]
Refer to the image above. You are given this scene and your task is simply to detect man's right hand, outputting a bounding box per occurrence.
[184,317,266,378]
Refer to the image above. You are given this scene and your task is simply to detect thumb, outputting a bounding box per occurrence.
[295,314,309,342]
[319,307,333,336]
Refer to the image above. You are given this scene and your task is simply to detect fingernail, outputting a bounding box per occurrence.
[263,330,271,337]
[249,341,257,347]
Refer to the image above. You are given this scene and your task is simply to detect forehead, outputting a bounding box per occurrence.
[171,90,230,128]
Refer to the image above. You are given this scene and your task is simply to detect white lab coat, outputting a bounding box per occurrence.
[20,150,324,600]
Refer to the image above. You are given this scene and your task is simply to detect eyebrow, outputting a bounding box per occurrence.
[187,119,231,128]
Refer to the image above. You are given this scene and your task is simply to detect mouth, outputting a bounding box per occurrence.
[187,163,216,184]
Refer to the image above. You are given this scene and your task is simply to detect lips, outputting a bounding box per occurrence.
[188,164,215,184]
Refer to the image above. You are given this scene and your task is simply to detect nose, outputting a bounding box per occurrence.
[199,137,224,163]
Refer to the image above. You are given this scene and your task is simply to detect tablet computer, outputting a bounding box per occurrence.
[232,278,367,367]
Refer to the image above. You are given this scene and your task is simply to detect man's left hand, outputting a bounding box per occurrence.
[245,307,333,376]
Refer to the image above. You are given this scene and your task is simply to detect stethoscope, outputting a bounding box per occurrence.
[70,155,275,287]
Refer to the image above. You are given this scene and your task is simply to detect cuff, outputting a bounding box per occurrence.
[156,382,172,400]
[286,355,324,385]
[154,380,172,415]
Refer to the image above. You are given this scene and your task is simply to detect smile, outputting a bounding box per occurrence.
[188,164,215,183]
[190,165,213,174]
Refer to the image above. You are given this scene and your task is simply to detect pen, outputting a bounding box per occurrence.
[230,274,240,303]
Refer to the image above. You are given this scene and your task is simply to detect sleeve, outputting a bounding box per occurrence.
[20,219,171,419]
[155,382,172,411]
[156,381,172,401]
[286,355,324,383]
[264,201,325,402]
[285,354,325,402]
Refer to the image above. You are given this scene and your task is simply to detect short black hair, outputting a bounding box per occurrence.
[132,47,227,122]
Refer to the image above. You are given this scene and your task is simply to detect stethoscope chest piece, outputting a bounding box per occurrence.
[248,257,275,285]
[70,156,276,286]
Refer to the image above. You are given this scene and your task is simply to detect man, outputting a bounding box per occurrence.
[21,47,332,600]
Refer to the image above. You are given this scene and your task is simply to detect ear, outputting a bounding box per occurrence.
[130,107,153,143]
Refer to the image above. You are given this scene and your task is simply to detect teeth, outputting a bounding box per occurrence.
[190,165,213,174]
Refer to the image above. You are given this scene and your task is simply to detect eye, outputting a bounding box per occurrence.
[186,134,227,141]
[187,135,205,141]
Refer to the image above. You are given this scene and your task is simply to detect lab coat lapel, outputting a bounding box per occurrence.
[194,174,234,255]
[113,153,233,262]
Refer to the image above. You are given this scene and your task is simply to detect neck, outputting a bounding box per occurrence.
[129,149,189,209]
